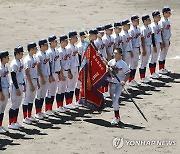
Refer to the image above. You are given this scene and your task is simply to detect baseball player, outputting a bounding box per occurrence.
[159,6,172,74]
[112,22,122,49]
[0,51,10,133]
[89,29,98,43]
[57,35,73,110]
[102,24,114,61]
[108,48,130,125]
[45,35,61,115]
[120,19,133,67]
[128,15,141,87]
[139,14,152,83]
[94,26,106,59]
[34,39,50,119]
[76,31,87,105]
[94,26,109,96]
[8,46,25,130]
[149,10,162,79]
[65,31,79,109]
[77,31,87,62]
[23,42,40,124]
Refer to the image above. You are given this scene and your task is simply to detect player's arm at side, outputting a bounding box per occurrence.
[37,60,45,85]
[122,63,130,86]
[48,53,55,83]
[10,62,21,95]
[66,48,73,79]
[140,28,146,56]
[59,52,66,81]
[0,76,5,101]
[11,72,21,96]
[151,26,157,53]
[25,67,35,92]
[151,33,157,53]
[159,20,165,48]
[104,39,111,60]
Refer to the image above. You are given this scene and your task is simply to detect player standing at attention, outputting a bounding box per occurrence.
[102,24,114,61]
[34,39,50,119]
[23,42,40,124]
[128,15,141,87]
[0,51,10,133]
[45,35,61,115]
[139,15,152,83]
[65,31,79,109]
[57,35,73,111]
[112,22,122,50]
[8,46,25,130]
[159,6,172,74]
[149,10,162,79]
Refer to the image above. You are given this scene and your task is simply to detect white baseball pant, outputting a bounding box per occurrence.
[109,83,123,111]
[123,51,131,67]
[159,39,170,61]
[130,48,140,69]
[10,84,23,110]
[46,73,59,98]
[140,45,151,69]
[0,88,9,114]
[24,79,37,105]
[67,67,79,92]
[150,42,161,64]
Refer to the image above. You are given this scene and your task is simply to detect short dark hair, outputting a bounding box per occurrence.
[114,48,122,54]
[14,46,24,56]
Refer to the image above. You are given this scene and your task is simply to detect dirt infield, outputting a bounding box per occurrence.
[0,0,180,153]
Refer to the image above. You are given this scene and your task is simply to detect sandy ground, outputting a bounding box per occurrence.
[0,0,180,153]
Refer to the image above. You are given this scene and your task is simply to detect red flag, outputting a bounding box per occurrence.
[79,44,108,108]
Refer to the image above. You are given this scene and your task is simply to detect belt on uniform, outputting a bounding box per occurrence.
[19,83,24,85]
[109,82,118,84]
[64,70,69,71]
[32,78,38,79]
[55,71,60,74]
[127,51,132,52]
[134,47,140,48]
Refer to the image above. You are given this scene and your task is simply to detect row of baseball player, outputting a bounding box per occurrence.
[95,6,171,125]
[0,6,171,131]
[0,33,85,133]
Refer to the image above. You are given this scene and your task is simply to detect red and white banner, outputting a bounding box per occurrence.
[79,43,108,108]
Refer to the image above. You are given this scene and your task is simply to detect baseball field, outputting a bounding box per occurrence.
[0,0,180,153]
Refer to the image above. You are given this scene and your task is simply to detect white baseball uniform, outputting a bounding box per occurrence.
[139,24,152,78]
[77,41,85,58]
[102,34,114,58]
[65,43,80,104]
[9,58,25,125]
[0,63,9,114]
[120,29,133,67]
[149,22,162,74]
[94,37,107,59]
[45,47,61,110]
[23,54,38,119]
[57,46,71,106]
[108,59,130,115]
[35,50,50,114]
[36,51,50,99]
[76,40,87,101]
[159,16,171,69]
[24,54,38,104]
[128,25,141,82]
[112,33,122,50]
[10,59,25,110]
[0,62,9,126]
